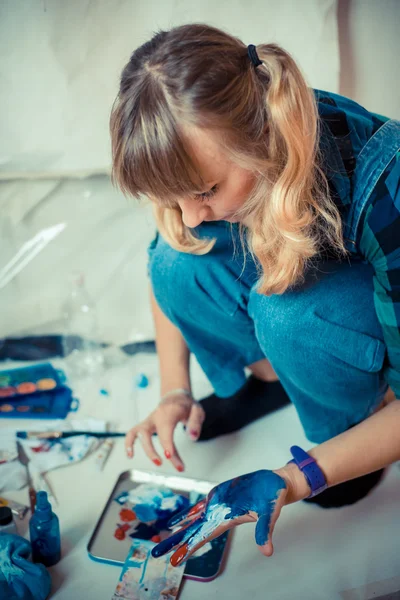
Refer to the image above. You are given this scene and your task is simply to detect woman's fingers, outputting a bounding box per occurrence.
[170,521,229,567]
[138,428,163,466]
[185,401,206,441]
[255,488,286,558]
[125,427,138,458]
[151,517,201,558]
[157,423,185,472]
[167,499,207,528]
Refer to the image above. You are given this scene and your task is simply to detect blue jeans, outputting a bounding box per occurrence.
[148,222,388,443]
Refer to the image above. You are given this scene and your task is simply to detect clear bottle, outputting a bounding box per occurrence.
[62,272,104,380]
[0,506,17,535]
[29,491,61,567]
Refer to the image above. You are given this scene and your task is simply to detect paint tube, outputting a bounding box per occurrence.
[94,437,114,471]
[0,496,29,519]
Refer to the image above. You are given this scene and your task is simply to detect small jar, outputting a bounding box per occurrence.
[0,506,17,535]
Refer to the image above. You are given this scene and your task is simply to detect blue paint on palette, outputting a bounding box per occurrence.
[128,484,189,522]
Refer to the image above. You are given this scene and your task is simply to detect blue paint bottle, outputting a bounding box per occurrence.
[29,491,61,567]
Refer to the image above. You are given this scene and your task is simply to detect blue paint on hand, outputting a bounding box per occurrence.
[152,470,286,563]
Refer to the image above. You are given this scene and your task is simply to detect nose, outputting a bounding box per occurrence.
[179,199,207,228]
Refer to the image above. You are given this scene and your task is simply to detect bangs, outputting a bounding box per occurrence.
[111,91,207,208]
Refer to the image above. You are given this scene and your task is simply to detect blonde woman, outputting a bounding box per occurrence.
[110,24,400,564]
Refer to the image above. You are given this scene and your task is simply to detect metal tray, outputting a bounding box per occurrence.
[87,469,231,581]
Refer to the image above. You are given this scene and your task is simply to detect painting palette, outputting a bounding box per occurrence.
[0,362,66,398]
[0,362,79,419]
[87,469,231,581]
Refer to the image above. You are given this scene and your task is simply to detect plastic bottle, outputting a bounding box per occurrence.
[29,491,61,567]
[0,506,17,535]
[62,272,104,379]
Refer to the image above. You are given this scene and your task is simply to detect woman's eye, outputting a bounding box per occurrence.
[196,184,219,201]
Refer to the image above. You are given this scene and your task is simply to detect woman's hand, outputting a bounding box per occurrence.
[124,392,205,472]
[152,469,288,565]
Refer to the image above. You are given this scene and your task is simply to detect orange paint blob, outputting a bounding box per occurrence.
[37,378,57,391]
[17,382,37,394]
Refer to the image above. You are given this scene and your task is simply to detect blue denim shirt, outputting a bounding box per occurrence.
[315,89,400,399]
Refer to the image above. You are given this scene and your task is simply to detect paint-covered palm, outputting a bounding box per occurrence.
[151,469,287,566]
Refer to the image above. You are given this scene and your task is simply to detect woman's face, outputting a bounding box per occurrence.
[178,126,256,228]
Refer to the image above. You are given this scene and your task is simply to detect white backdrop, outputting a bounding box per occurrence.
[0,0,339,177]
[0,0,340,342]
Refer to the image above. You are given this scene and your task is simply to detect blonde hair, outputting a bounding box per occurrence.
[110,24,346,295]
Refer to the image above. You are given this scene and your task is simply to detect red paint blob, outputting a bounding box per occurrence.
[0,387,16,397]
[114,523,131,540]
[151,535,161,543]
[119,508,136,522]
[31,444,51,453]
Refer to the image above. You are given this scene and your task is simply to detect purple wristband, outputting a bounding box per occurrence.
[288,445,328,498]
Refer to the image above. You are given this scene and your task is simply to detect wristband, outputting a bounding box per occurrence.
[161,388,192,402]
[288,446,328,498]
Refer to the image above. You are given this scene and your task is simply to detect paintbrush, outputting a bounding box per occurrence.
[16,441,37,513]
[16,430,126,440]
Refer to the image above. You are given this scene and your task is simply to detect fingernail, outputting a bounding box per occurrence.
[171,544,188,566]
[189,430,198,439]
[177,465,184,473]
[153,458,162,466]
[165,450,171,459]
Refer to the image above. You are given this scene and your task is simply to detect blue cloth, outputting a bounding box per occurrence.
[0,533,51,600]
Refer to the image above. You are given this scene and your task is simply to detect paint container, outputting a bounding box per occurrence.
[0,497,29,520]
[0,363,65,398]
[29,491,61,567]
[95,437,114,471]
[0,506,17,535]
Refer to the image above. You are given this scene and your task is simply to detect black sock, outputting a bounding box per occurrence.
[197,376,291,442]
[303,467,386,508]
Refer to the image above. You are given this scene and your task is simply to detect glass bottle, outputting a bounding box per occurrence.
[29,491,61,567]
[61,272,104,380]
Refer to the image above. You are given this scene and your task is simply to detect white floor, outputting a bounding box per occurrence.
[1,175,400,599]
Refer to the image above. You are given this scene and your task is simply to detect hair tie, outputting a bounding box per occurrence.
[247,44,262,68]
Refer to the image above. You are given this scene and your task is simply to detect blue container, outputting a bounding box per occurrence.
[0,363,79,419]
[29,491,61,567]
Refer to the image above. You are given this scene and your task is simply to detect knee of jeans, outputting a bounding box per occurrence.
[148,239,192,318]
[149,236,242,320]
[249,283,386,375]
